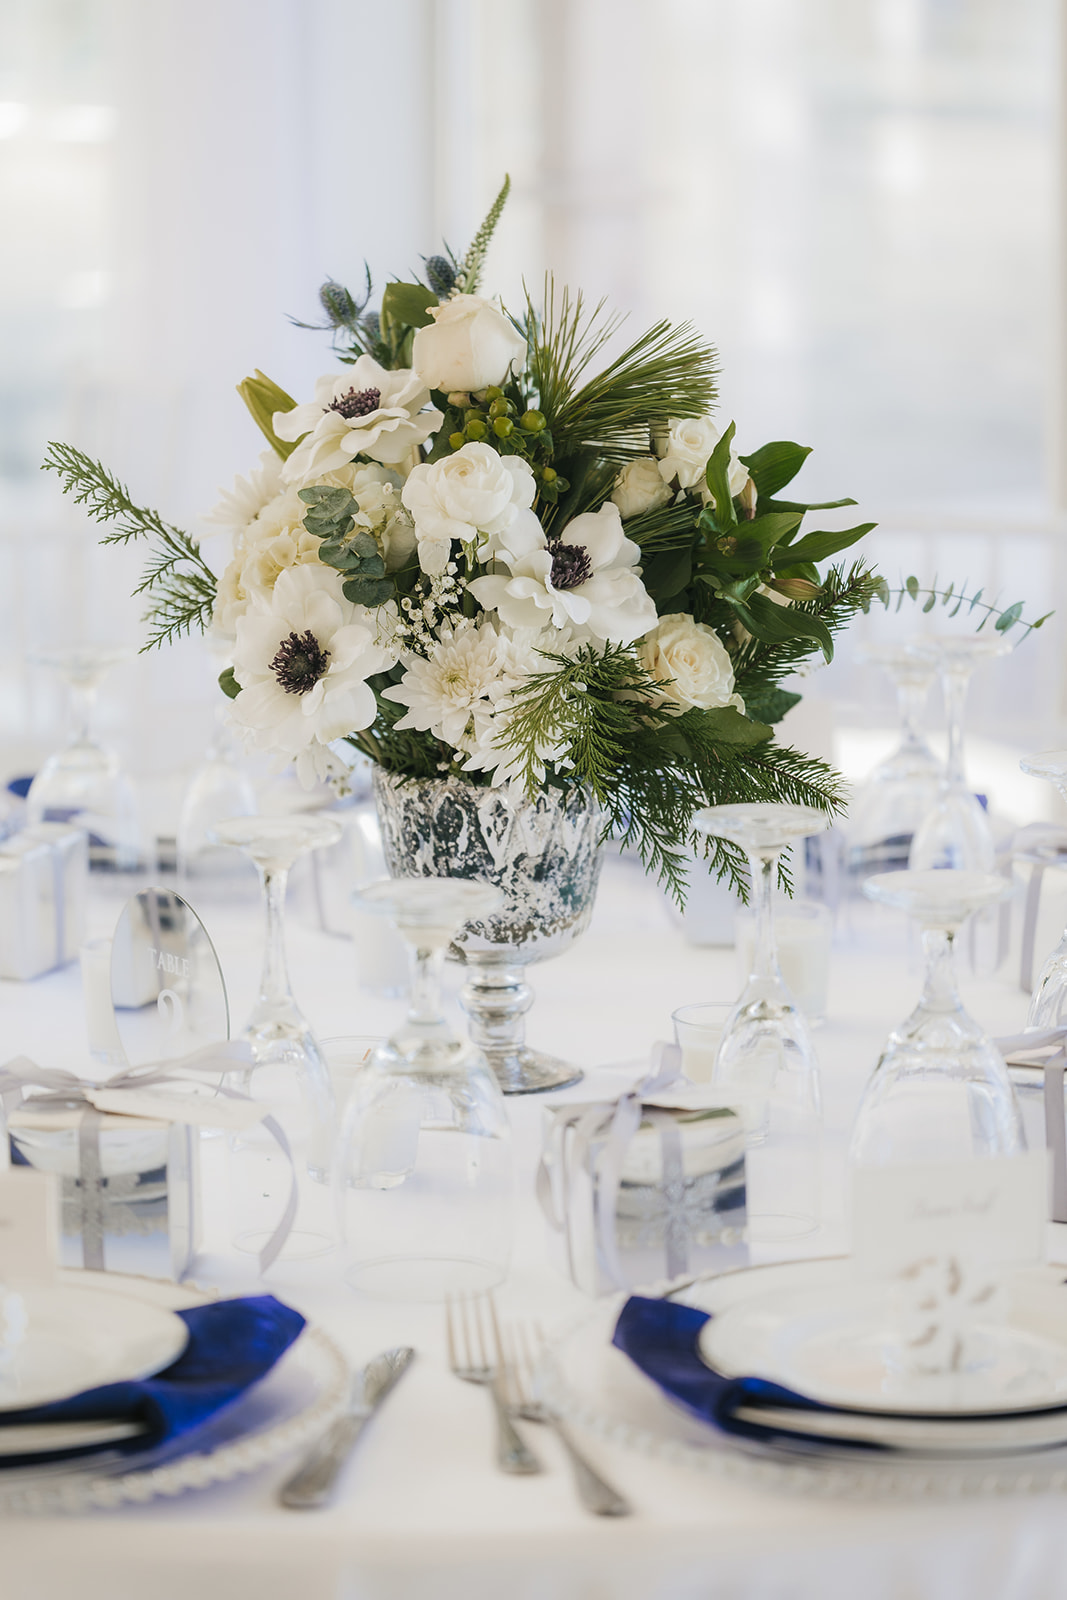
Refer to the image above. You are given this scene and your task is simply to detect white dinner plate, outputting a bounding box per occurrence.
[696,1258,1067,1417]
[0,1283,189,1413]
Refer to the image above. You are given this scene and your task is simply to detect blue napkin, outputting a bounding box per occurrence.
[612,1295,886,1452]
[0,1294,305,1468]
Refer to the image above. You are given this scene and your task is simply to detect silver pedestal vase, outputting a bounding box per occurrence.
[372,768,604,1093]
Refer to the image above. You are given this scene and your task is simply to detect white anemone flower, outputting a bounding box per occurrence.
[230,565,396,785]
[468,501,657,646]
[274,356,443,484]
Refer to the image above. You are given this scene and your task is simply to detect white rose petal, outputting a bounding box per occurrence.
[611,457,671,519]
[402,441,540,575]
[637,612,744,716]
[656,416,748,498]
[412,294,527,394]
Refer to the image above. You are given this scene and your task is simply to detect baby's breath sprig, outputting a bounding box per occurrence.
[394,564,468,657]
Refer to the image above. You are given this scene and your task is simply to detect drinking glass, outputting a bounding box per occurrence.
[1019,749,1067,1027]
[908,635,1013,872]
[176,707,257,884]
[672,1001,735,1083]
[212,814,343,1261]
[334,876,514,1301]
[847,641,942,876]
[850,870,1022,1165]
[693,803,829,1240]
[26,646,144,871]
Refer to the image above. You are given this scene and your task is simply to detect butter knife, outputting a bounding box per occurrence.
[279,1346,415,1508]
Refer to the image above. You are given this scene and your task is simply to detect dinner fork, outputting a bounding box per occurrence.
[444,1293,542,1475]
[497,1318,631,1517]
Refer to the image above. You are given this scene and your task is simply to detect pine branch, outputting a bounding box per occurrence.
[41,441,219,652]
[527,278,719,465]
[456,175,511,294]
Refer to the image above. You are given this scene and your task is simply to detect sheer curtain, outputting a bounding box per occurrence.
[0,0,1061,825]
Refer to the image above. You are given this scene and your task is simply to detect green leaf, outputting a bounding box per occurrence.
[703,423,739,528]
[236,371,299,459]
[739,685,802,725]
[995,601,1023,632]
[298,487,354,519]
[773,523,875,567]
[744,510,804,556]
[380,281,438,335]
[696,705,773,747]
[642,547,692,601]
[906,575,920,599]
[738,441,811,499]
[218,667,241,701]
[342,575,395,606]
[733,591,835,662]
[762,496,858,514]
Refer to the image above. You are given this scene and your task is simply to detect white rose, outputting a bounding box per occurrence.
[611,457,671,519]
[656,417,748,498]
[637,613,744,716]
[411,295,527,394]
[402,441,541,576]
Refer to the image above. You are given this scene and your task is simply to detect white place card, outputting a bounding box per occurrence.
[851,1150,1049,1273]
[0,1168,59,1282]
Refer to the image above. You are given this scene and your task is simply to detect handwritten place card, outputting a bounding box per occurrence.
[0,1169,59,1283]
[851,1150,1049,1273]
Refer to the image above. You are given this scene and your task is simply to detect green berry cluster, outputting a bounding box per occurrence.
[442,385,568,502]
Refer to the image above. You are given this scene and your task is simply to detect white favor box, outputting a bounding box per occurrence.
[0,824,88,980]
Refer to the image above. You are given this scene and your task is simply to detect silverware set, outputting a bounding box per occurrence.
[446,1293,631,1518]
[280,1298,630,1516]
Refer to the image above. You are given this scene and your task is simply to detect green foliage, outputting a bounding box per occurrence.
[737,441,811,499]
[730,561,884,701]
[455,175,512,294]
[219,667,240,700]
[526,278,718,465]
[379,281,438,335]
[40,443,217,650]
[874,576,1051,638]
[495,642,840,902]
[236,371,299,459]
[297,487,396,606]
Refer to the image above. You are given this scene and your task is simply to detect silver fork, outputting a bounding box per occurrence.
[445,1293,542,1475]
[499,1318,631,1517]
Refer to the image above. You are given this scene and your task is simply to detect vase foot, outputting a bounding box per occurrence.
[492,1048,583,1095]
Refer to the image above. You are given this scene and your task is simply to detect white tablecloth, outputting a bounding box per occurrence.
[4,856,1066,1600]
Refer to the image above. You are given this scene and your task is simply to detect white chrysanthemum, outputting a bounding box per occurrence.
[230,565,396,786]
[203,451,285,540]
[468,501,657,646]
[274,356,443,484]
[460,625,576,787]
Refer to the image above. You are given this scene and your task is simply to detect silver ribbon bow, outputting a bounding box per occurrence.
[0,1044,299,1273]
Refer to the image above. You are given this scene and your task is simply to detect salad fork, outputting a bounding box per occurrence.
[444,1293,541,1475]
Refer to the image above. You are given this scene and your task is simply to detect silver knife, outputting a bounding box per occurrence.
[279,1346,415,1509]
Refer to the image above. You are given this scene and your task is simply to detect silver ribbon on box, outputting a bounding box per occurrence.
[0,1043,298,1272]
[997,1027,1067,1222]
[538,1042,745,1291]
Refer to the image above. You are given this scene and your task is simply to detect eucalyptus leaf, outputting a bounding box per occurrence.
[343,575,395,606]
[218,666,241,701]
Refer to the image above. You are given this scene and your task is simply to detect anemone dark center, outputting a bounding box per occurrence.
[549,540,593,591]
[328,386,381,420]
[270,630,330,694]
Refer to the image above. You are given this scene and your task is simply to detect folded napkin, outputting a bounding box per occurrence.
[612,1295,873,1451]
[0,1294,305,1469]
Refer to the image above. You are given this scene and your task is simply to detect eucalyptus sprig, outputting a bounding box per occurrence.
[40,442,217,649]
[872,575,1051,638]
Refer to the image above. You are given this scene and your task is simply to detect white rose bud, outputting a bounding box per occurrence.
[611,457,672,519]
[412,294,527,394]
[656,416,748,499]
[638,613,745,717]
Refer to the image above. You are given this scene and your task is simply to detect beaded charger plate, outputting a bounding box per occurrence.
[0,1270,349,1516]
[537,1260,1067,1501]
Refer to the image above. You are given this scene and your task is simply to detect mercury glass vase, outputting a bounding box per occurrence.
[372,768,604,1094]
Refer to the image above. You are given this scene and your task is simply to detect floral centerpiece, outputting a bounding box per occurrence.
[43,178,889,904]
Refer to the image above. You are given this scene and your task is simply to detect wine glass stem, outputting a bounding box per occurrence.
[408,943,445,1026]
[942,667,970,787]
[747,850,783,984]
[919,926,961,1013]
[70,682,97,745]
[256,864,295,1008]
[896,679,928,751]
